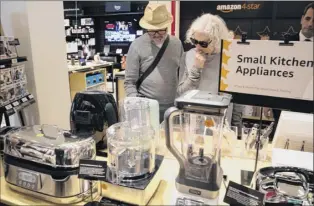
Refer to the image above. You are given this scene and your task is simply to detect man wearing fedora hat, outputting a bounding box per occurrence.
[124,3,183,122]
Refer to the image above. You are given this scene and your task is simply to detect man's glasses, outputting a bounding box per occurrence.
[190,38,212,48]
[147,29,167,36]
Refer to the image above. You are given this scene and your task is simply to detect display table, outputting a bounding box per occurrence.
[68,62,113,100]
[68,62,113,73]
[0,144,271,206]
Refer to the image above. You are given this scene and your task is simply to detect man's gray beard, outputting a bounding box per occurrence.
[302,28,314,38]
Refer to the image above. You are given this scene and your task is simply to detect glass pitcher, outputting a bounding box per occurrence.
[106,122,155,184]
[164,90,231,199]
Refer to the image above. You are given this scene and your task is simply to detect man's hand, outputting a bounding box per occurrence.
[194,52,206,69]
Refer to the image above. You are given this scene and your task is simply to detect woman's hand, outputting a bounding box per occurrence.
[194,52,206,69]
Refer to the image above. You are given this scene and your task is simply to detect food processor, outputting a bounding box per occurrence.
[164,90,231,201]
[99,97,163,205]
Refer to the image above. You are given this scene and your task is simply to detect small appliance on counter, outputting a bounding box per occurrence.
[3,124,96,204]
[119,97,160,150]
[165,90,232,202]
[70,91,119,150]
[0,126,19,154]
[99,97,163,205]
[252,166,314,205]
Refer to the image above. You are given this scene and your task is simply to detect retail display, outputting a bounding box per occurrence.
[70,91,118,149]
[3,124,96,203]
[65,18,96,56]
[99,97,163,205]
[104,21,143,42]
[252,166,313,205]
[0,37,29,108]
[165,90,232,200]
[0,36,17,59]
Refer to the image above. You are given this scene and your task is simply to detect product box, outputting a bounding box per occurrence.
[0,68,13,88]
[0,85,15,106]
[15,82,28,99]
[0,36,17,59]
[12,65,26,83]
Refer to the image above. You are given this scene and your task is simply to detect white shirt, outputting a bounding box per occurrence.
[299,31,313,41]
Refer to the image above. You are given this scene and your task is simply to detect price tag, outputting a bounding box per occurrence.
[78,159,107,181]
[28,94,34,99]
[12,101,19,107]
[11,58,18,64]
[22,97,28,103]
[5,105,13,110]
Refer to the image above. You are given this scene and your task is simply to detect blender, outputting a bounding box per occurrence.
[99,97,163,205]
[165,90,231,201]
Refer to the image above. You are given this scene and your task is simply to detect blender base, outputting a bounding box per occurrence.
[99,155,164,205]
[175,181,220,200]
[171,189,219,206]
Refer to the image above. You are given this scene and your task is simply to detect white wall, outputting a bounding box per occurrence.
[1,1,71,129]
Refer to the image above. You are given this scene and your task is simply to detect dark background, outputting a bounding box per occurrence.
[64,1,148,54]
[180,1,311,50]
[64,1,312,53]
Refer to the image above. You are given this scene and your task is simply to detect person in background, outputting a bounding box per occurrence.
[271,2,313,136]
[124,3,183,122]
[177,13,243,137]
[290,2,313,41]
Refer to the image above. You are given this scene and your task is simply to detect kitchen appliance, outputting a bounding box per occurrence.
[252,166,313,205]
[165,90,232,200]
[70,91,118,150]
[99,97,163,205]
[3,124,96,204]
[119,97,160,149]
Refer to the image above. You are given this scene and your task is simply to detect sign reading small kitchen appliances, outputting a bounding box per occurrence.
[219,40,313,101]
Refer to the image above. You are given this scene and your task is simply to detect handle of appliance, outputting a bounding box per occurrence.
[272,167,310,182]
[41,124,61,140]
[50,175,70,182]
[164,107,185,176]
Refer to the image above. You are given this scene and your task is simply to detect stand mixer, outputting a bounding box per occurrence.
[164,90,231,203]
[99,97,163,205]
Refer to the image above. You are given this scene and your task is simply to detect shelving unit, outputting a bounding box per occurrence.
[65,17,96,55]
[0,48,35,126]
[0,57,27,69]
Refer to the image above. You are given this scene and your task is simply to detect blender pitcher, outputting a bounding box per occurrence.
[164,90,231,199]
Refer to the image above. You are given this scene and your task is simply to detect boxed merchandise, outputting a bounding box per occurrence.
[0,36,17,59]
[14,82,28,99]
[12,64,26,83]
[0,85,15,106]
[0,68,13,87]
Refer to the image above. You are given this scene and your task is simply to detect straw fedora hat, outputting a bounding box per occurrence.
[139,3,173,30]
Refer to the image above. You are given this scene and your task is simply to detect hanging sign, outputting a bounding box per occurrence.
[219,40,313,102]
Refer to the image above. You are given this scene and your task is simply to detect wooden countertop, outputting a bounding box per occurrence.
[0,137,271,205]
[68,62,113,73]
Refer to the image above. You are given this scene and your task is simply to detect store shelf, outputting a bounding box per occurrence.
[0,94,35,116]
[243,115,274,122]
[0,57,27,69]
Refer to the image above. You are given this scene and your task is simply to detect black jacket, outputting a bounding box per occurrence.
[289,32,300,41]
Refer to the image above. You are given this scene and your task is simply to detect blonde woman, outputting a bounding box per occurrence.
[178,13,243,137]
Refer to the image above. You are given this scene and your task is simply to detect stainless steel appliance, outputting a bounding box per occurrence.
[252,166,313,205]
[165,90,231,199]
[99,97,163,205]
[3,124,96,204]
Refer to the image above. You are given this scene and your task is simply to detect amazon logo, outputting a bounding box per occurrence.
[216,4,242,13]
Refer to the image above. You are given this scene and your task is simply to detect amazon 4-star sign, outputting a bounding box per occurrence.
[219,40,313,101]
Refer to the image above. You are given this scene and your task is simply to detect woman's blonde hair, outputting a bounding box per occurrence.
[186,13,230,53]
